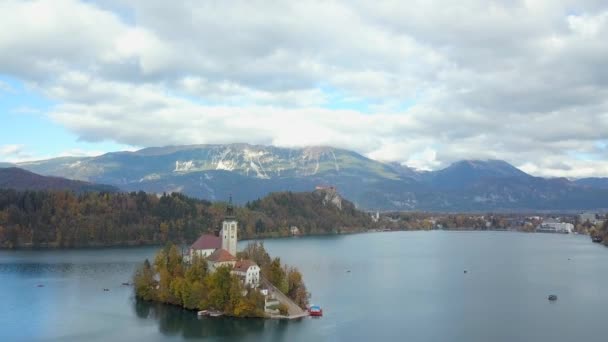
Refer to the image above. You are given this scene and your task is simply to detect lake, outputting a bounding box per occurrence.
[1,231,608,342]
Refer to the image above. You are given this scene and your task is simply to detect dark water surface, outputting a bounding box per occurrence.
[1,231,608,342]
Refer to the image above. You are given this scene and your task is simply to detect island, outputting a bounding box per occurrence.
[133,200,310,318]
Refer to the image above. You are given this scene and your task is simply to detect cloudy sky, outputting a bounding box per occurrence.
[1,0,608,178]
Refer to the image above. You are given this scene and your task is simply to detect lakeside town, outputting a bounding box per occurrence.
[369,210,607,239]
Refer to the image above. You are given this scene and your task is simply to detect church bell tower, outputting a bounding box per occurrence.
[221,195,237,256]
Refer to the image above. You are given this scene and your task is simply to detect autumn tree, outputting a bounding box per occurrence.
[268,257,288,294]
[286,266,310,309]
[133,259,156,301]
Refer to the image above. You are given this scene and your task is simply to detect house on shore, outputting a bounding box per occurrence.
[579,212,604,226]
[537,218,573,234]
[290,226,301,236]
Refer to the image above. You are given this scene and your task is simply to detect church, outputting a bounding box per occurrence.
[188,197,260,286]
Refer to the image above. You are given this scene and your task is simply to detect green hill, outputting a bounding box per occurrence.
[0,167,118,193]
[0,188,371,249]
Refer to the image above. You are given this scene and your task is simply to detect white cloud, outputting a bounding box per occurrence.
[0,144,23,156]
[1,0,608,177]
[406,148,441,171]
[0,144,110,163]
[0,144,34,163]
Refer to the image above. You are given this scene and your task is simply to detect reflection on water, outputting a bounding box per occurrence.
[2,232,608,341]
[0,262,134,278]
[134,299,294,340]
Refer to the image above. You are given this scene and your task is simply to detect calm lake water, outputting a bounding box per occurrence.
[1,231,608,342]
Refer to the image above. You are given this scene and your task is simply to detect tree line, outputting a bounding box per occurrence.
[0,188,371,249]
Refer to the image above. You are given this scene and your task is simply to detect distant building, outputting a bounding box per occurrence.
[371,211,380,223]
[579,212,603,225]
[290,226,301,236]
[537,218,573,234]
[232,260,260,287]
[315,185,336,191]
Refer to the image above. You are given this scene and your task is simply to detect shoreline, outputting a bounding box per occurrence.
[0,228,370,250]
[1,228,602,251]
[135,298,273,320]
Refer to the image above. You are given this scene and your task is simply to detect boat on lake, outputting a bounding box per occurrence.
[209,310,223,317]
[308,305,323,317]
[197,309,223,317]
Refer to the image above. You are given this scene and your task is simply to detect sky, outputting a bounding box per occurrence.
[1,0,608,178]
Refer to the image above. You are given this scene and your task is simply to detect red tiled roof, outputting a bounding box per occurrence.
[207,248,236,262]
[233,260,258,272]
[190,234,221,250]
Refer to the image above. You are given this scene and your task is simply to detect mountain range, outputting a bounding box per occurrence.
[0,167,118,193]
[4,143,608,211]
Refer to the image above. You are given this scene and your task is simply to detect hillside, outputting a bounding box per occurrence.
[245,188,371,235]
[576,178,608,190]
[422,160,531,189]
[0,167,118,193]
[12,143,608,211]
[0,188,370,249]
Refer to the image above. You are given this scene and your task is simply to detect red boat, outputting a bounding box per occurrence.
[308,305,323,317]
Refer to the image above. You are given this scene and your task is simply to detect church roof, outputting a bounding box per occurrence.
[207,248,236,262]
[233,260,258,272]
[190,234,221,250]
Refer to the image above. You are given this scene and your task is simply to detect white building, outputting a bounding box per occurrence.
[232,260,261,287]
[538,218,574,234]
[371,211,380,223]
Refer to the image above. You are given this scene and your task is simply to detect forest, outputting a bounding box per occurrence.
[0,188,372,249]
[133,242,308,317]
[5,186,599,250]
